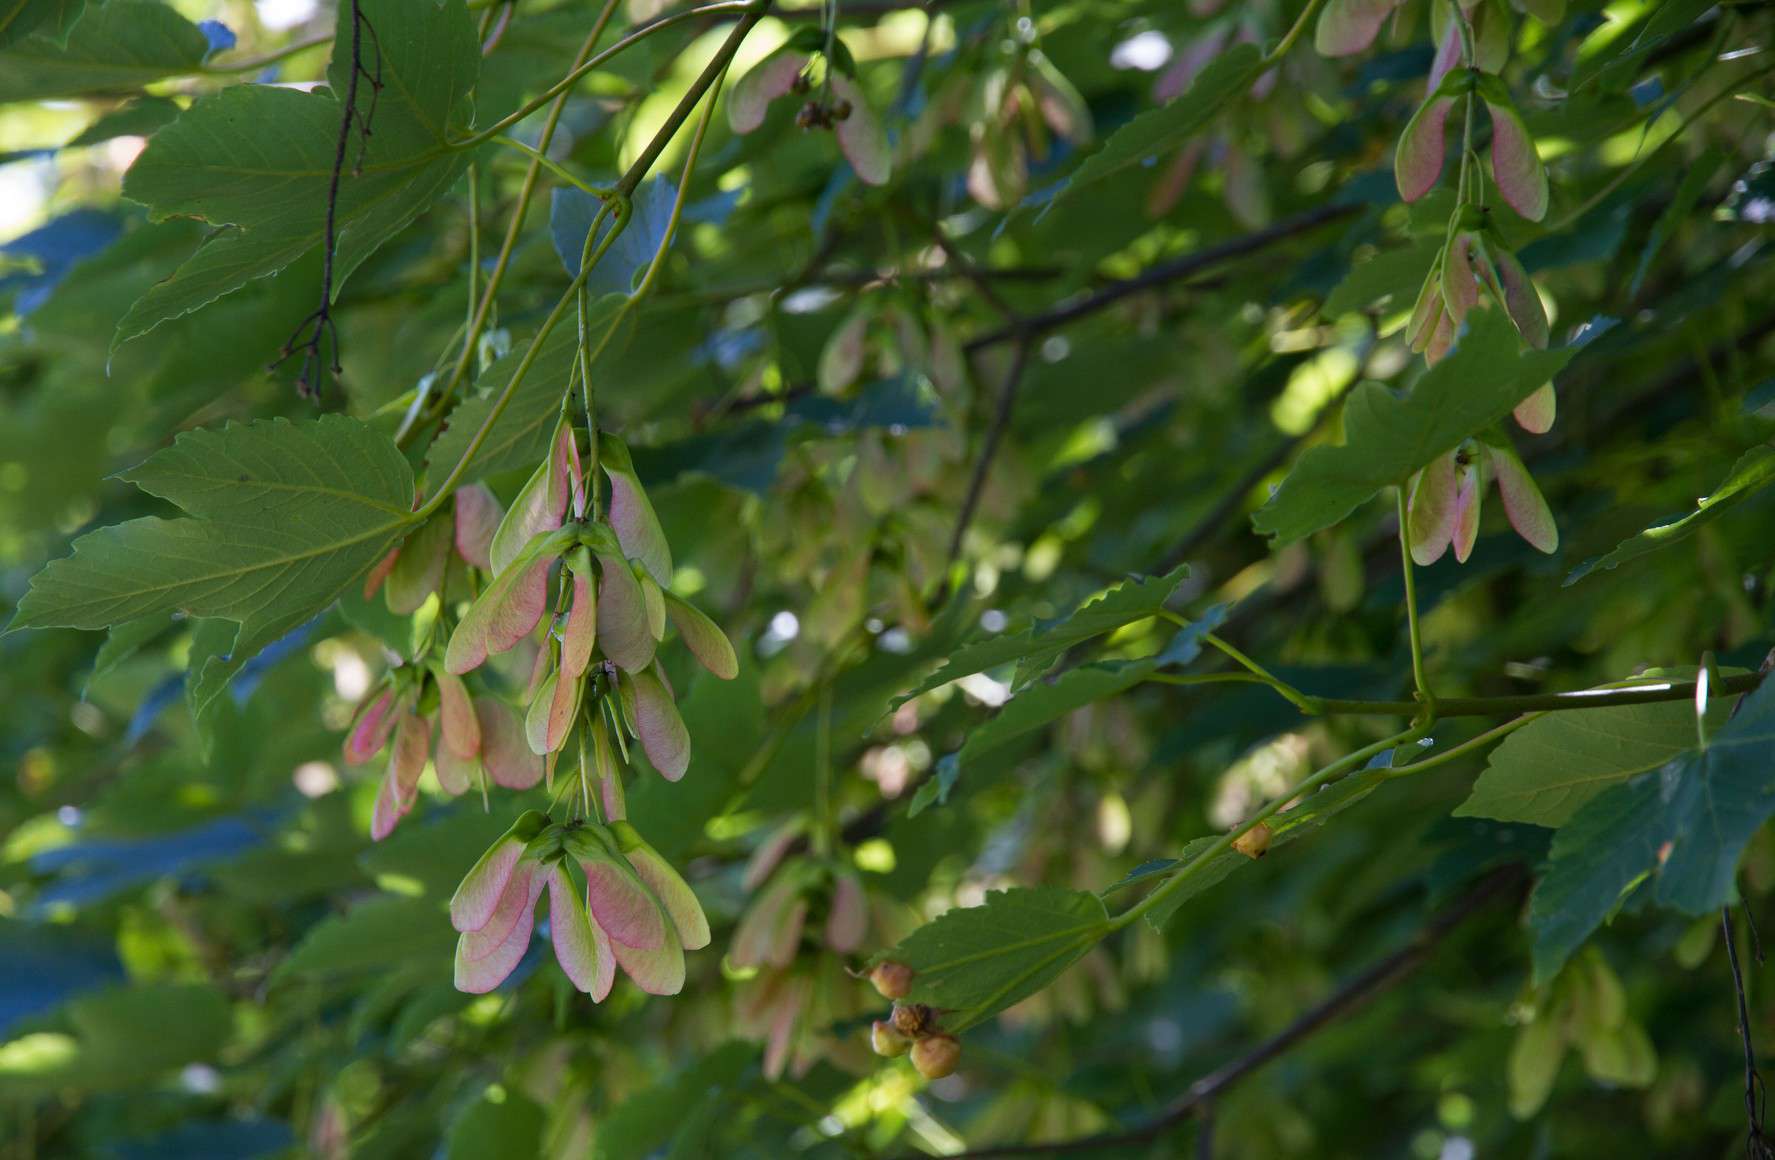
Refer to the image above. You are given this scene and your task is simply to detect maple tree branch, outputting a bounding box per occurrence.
[946,337,1033,572]
[271,0,380,398]
[963,203,1360,352]
[941,866,1525,1158]
[1148,671,1766,718]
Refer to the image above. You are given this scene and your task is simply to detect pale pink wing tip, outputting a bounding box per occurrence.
[1314,0,1401,56]
[1486,100,1550,222]
[1396,96,1454,203]
[1513,384,1556,434]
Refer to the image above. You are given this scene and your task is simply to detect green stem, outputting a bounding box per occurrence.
[1378,714,1535,781]
[484,135,614,196]
[409,4,622,445]
[1146,671,1297,694]
[200,31,332,75]
[416,198,630,519]
[1112,723,1429,931]
[1261,0,1326,68]
[1546,59,1775,232]
[813,682,835,858]
[1397,487,1435,713]
[614,3,769,198]
[574,58,726,517]
[453,1,762,151]
[578,74,725,379]
[1377,670,1701,781]
[1319,673,1761,718]
[1152,672,1763,720]
[1189,625,1322,714]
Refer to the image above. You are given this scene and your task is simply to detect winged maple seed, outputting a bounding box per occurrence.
[442,425,736,779]
[728,828,893,1078]
[344,414,739,997]
[1395,69,1549,222]
[449,812,710,998]
[363,482,504,615]
[1318,0,1566,62]
[964,49,1093,211]
[728,35,891,186]
[1408,437,1558,565]
[341,667,541,841]
[1405,215,1549,371]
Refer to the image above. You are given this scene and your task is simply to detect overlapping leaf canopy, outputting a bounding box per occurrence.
[2,0,1774,1156]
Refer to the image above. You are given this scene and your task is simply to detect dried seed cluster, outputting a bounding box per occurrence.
[867,963,962,1079]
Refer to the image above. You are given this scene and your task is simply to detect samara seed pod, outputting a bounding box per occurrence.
[911,1034,961,1080]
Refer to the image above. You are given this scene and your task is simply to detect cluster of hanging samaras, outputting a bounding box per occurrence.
[340,422,738,998]
[1323,0,1565,564]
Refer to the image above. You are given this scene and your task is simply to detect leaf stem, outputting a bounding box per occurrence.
[1152,671,1764,719]
[573,48,727,519]
[484,135,613,196]
[200,31,333,75]
[1163,613,1321,714]
[1546,59,1775,233]
[1261,0,1326,69]
[416,197,631,519]
[1111,724,1430,932]
[1377,714,1534,780]
[403,2,623,446]
[1453,6,1477,206]
[614,3,769,199]
[1397,487,1436,714]
[452,1,763,152]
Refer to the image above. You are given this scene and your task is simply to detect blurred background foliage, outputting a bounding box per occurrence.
[1,0,1774,1156]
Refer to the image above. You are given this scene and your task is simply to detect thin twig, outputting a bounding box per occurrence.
[946,337,1032,571]
[270,0,381,398]
[1724,906,1774,1159]
[963,203,1359,352]
[1148,671,1765,719]
[938,866,1524,1158]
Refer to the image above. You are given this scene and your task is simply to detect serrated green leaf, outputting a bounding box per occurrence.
[1134,766,1387,930]
[1530,678,1775,981]
[1323,239,1440,319]
[114,0,478,342]
[1564,445,1775,585]
[65,95,182,148]
[9,416,417,671]
[426,299,625,482]
[877,886,1110,1031]
[0,0,202,103]
[1060,43,1261,198]
[1456,694,1736,826]
[0,983,231,1094]
[1253,312,1577,544]
[274,895,455,981]
[0,0,85,51]
[593,1043,753,1160]
[446,1086,545,1160]
[910,608,1223,817]
[889,564,1192,713]
[1628,150,1724,298]
[84,614,172,691]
